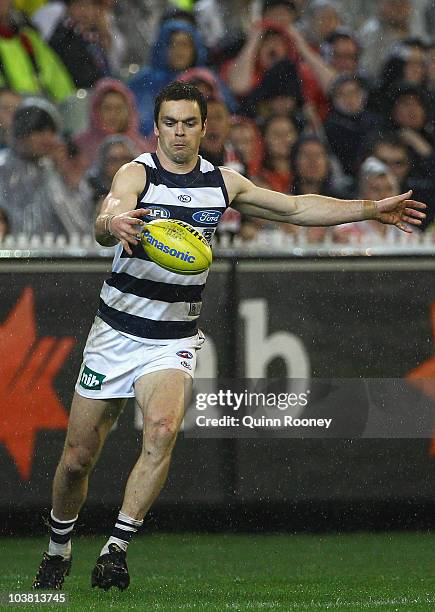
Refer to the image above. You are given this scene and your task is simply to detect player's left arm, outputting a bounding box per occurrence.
[221,167,426,232]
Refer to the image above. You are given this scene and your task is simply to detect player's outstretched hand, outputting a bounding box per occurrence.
[110,208,150,255]
[375,191,427,233]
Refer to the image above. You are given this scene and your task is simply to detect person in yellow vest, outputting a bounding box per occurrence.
[0,1,75,102]
[14,0,47,17]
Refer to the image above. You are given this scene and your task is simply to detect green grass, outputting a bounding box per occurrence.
[0,533,434,611]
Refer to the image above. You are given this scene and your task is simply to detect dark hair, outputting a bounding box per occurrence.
[154,81,207,127]
[13,101,58,139]
[371,132,409,155]
[328,73,366,99]
[261,114,298,171]
[289,135,336,196]
[326,28,360,49]
[262,0,297,16]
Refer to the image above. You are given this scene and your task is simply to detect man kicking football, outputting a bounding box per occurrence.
[32,81,426,591]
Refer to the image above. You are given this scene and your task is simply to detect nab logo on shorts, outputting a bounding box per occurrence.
[147,206,170,219]
[79,365,106,390]
[176,350,193,359]
[178,194,191,203]
[192,210,222,225]
[181,360,192,370]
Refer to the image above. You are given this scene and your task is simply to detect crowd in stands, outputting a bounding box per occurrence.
[0,0,434,246]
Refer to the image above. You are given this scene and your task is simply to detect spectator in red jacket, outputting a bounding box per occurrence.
[221,20,329,120]
[74,78,150,168]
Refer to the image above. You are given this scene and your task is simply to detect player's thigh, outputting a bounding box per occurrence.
[64,391,126,454]
[134,369,192,437]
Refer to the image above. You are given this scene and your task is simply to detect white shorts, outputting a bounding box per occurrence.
[75,317,205,399]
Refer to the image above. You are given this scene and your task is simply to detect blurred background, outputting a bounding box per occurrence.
[0,0,434,537]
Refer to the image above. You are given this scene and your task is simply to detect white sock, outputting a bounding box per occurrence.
[100,536,128,556]
[48,510,77,560]
[100,511,143,556]
[48,539,71,559]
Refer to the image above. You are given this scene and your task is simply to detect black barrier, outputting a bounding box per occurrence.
[0,258,434,519]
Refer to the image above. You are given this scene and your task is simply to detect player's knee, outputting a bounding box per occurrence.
[62,443,95,479]
[144,415,179,451]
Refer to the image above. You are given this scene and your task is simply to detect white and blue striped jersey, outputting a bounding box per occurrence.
[97,152,229,340]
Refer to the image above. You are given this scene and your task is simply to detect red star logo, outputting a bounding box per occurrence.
[0,288,74,480]
[406,302,435,455]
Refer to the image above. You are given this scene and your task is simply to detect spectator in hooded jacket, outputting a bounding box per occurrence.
[128,18,208,137]
[0,1,74,101]
[74,78,150,169]
[0,97,91,237]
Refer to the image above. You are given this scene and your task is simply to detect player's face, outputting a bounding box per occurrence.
[155,100,206,165]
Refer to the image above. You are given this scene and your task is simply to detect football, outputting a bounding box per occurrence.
[140,219,213,275]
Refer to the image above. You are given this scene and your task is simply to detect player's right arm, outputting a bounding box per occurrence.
[95,162,150,255]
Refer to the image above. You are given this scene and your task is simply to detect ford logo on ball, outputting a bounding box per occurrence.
[192,210,222,225]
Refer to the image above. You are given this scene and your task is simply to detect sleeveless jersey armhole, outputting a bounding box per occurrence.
[134,161,149,206]
[216,167,230,208]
